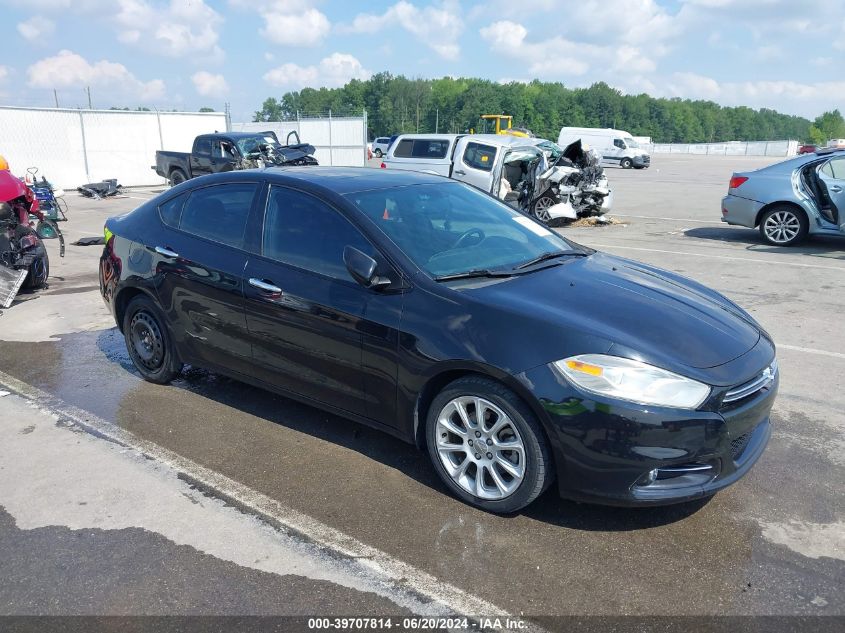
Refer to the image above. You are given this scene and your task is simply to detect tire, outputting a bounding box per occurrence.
[532,195,556,224]
[759,205,808,247]
[374,149,383,158]
[169,169,187,186]
[122,295,182,384]
[426,376,553,513]
[620,158,633,169]
[23,254,49,289]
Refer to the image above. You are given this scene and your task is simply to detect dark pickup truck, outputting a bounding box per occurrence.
[153,131,318,185]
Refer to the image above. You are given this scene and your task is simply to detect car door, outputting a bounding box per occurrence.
[454,141,497,193]
[817,156,845,227]
[208,139,239,173]
[189,136,214,177]
[153,181,259,375]
[243,185,390,417]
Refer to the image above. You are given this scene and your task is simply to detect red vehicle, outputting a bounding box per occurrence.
[0,169,50,289]
[798,144,818,154]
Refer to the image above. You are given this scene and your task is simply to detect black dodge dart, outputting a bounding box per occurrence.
[99,167,777,513]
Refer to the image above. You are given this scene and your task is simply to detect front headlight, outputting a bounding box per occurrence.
[552,354,711,409]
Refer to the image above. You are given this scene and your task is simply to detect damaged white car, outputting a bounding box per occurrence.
[381,133,612,224]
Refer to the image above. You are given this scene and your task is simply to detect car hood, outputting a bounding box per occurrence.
[464,252,761,372]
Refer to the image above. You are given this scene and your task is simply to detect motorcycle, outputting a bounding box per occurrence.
[0,169,56,293]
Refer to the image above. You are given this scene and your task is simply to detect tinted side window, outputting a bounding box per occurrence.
[194,137,212,156]
[393,139,414,157]
[613,139,625,149]
[159,192,187,228]
[412,140,448,158]
[463,142,495,172]
[263,186,374,280]
[179,183,257,248]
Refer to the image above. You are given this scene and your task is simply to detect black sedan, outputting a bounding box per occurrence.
[99,168,777,513]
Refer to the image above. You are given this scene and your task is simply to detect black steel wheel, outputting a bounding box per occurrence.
[123,295,182,384]
[169,169,187,186]
[620,158,633,169]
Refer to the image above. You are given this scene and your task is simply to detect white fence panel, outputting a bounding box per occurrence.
[0,106,226,187]
[650,139,798,157]
[231,115,367,167]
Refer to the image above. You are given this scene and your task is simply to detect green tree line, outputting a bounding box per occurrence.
[254,72,828,143]
[253,72,833,144]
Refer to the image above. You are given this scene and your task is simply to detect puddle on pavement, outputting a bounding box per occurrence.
[0,328,842,615]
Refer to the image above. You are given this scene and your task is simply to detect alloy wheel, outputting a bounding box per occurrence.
[533,197,554,223]
[763,210,801,244]
[435,396,526,500]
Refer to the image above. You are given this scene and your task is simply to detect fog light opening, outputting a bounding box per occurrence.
[635,462,718,490]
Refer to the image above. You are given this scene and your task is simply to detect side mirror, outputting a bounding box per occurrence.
[343,246,391,290]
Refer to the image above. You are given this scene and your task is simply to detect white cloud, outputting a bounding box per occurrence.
[0,66,8,82]
[263,53,372,89]
[261,7,331,46]
[113,0,224,60]
[17,16,56,40]
[563,0,677,46]
[191,71,228,97]
[27,50,165,102]
[341,1,464,60]
[480,20,656,78]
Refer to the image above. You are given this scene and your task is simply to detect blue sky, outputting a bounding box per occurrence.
[1,0,843,122]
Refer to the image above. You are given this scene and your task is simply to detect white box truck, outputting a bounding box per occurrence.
[557,127,650,169]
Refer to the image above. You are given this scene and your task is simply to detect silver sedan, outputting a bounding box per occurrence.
[721,148,845,246]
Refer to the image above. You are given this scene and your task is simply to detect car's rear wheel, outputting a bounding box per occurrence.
[169,169,187,186]
[532,195,556,223]
[123,295,182,384]
[759,206,807,246]
[620,158,633,169]
[426,376,552,513]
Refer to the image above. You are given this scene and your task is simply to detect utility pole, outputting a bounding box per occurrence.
[86,86,92,109]
[435,108,439,133]
[53,89,59,108]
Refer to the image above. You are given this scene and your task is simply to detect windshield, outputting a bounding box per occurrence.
[344,182,581,278]
[537,140,563,162]
[236,135,279,155]
[623,137,639,149]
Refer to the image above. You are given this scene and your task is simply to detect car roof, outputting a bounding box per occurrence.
[262,166,448,193]
[198,131,276,140]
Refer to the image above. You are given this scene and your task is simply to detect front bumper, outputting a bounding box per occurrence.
[633,154,650,168]
[516,358,777,507]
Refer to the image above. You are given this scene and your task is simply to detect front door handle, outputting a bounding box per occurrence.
[249,278,282,294]
[453,169,466,176]
[831,185,843,193]
[154,245,179,258]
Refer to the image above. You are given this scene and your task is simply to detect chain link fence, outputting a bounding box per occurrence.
[0,106,228,188]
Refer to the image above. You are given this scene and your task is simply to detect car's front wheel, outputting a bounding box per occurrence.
[759,205,807,246]
[620,158,633,169]
[123,295,182,384]
[532,195,556,223]
[426,376,553,513]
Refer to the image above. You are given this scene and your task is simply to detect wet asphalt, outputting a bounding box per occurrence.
[0,156,843,620]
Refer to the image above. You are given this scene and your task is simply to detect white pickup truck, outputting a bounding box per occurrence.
[381,133,612,222]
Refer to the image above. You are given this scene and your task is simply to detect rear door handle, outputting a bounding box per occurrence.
[453,169,466,176]
[249,278,283,294]
[831,185,843,193]
[154,246,179,258]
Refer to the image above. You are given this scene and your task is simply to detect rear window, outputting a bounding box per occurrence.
[178,183,258,248]
[393,139,450,159]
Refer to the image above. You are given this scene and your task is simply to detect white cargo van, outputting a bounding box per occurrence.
[557,127,650,169]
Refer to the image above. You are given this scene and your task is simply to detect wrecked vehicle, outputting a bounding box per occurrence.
[381,134,612,224]
[722,148,845,246]
[153,131,318,185]
[78,179,122,199]
[0,169,55,305]
[530,139,613,223]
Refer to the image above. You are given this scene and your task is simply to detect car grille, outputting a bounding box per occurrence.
[730,432,752,460]
[722,359,778,406]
